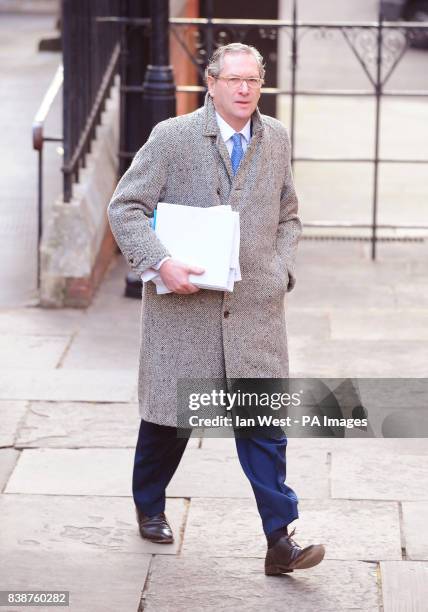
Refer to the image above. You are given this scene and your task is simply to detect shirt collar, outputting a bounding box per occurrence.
[215,111,252,144]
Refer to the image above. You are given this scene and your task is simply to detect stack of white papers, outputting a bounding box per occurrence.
[141,202,241,294]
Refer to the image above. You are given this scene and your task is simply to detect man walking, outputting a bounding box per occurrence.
[107,43,325,575]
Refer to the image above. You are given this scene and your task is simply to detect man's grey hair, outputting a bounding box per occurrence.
[205,43,266,82]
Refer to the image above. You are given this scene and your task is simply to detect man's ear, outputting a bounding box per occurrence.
[207,76,215,97]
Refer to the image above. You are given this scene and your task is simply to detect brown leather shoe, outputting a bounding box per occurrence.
[265,528,325,575]
[136,509,174,544]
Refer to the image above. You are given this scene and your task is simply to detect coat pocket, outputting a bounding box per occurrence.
[273,252,289,294]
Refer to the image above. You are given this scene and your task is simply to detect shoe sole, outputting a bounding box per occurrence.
[142,536,174,544]
[265,544,325,575]
[139,529,174,544]
[140,534,174,544]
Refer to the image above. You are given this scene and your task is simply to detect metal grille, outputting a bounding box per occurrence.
[169,2,428,259]
[61,0,122,202]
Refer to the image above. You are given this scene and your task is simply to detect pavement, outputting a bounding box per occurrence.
[1,4,427,611]
[1,239,428,611]
[0,12,62,307]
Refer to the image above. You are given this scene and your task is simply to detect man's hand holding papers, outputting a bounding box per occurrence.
[141,203,241,295]
[159,260,205,295]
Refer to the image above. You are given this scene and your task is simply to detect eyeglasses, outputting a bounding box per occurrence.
[216,76,264,91]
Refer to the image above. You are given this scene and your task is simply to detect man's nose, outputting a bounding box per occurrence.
[238,80,250,93]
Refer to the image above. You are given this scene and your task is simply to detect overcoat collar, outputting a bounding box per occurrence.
[202,92,264,137]
[203,93,264,183]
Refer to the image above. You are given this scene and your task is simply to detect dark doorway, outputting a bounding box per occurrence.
[199,0,279,117]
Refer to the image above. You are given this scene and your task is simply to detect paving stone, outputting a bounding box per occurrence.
[0,494,186,555]
[181,498,401,561]
[362,242,428,264]
[379,411,428,439]
[356,379,428,437]
[289,338,428,377]
[286,310,331,339]
[286,437,340,452]
[0,448,20,491]
[401,502,428,560]
[329,308,428,341]
[5,445,206,496]
[265,439,331,499]
[0,400,28,446]
[79,294,140,338]
[366,439,428,454]
[15,401,141,448]
[294,255,416,288]
[394,282,428,308]
[296,163,374,227]
[182,498,264,558]
[331,452,428,501]
[296,241,366,262]
[61,332,140,370]
[1,549,149,612]
[93,255,132,297]
[295,262,379,287]
[278,381,428,440]
[166,447,329,499]
[409,258,428,275]
[285,448,330,499]
[200,435,237,451]
[380,561,428,612]
[289,276,396,309]
[14,402,202,449]
[0,334,69,368]
[289,437,428,455]
[166,447,253,498]
[293,499,401,561]
[188,437,330,496]
[5,448,135,495]
[0,307,82,335]
[143,557,380,612]
[0,369,136,402]
[188,435,203,448]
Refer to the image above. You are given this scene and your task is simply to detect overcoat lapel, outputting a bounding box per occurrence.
[203,93,264,188]
[216,134,234,181]
[233,106,264,183]
[203,93,234,182]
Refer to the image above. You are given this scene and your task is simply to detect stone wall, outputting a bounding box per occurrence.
[40,81,119,308]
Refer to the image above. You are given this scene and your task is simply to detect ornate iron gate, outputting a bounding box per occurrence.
[170,2,428,259]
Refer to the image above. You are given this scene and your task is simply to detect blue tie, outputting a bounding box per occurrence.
[231,133,244,175]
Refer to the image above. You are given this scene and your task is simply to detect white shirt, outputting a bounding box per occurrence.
[150,112,252,273]
[215,111,251,156]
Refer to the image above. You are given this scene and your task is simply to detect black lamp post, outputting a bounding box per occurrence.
[142,0,176,139]
[125,0,176,298]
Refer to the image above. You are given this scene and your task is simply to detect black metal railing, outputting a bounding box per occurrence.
[61,0,122,202]
[32,65,64,289]
[169,4,428,259]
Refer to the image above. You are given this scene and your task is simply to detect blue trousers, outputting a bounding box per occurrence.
[132,419,299,536]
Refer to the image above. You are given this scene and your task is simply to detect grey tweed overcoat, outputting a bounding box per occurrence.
[107,94,302,426]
